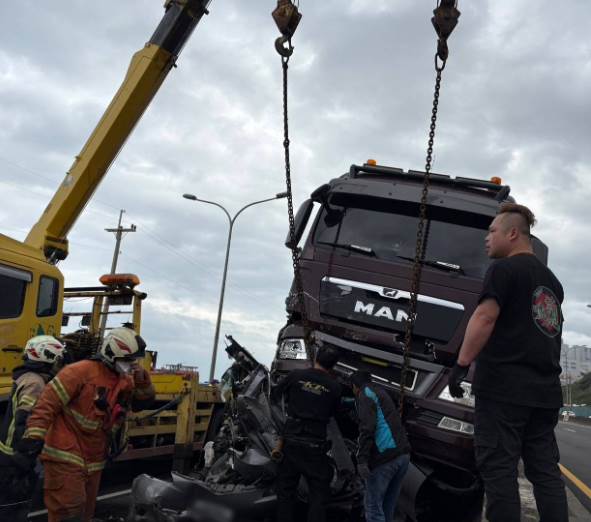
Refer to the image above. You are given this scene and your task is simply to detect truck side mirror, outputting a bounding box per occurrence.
[285,199,314,249]
[310,183,330,203]
[531,235,548,265]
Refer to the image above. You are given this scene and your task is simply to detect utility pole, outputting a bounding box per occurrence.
[99,209,136,337]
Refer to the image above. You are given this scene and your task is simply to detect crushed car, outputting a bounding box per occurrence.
[128,336,482,522]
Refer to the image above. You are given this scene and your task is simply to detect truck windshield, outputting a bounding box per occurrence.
[314,199,492,278]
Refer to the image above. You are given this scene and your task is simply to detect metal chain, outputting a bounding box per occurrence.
[281,54,312,355]
[399,59,447,414]
[398,0,460,414]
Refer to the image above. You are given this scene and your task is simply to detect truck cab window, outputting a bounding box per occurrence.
[37,276,59,317]
[314,198,492,278]
[0,265,31,319]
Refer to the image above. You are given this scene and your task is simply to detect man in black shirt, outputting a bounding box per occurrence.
[272,345,341,522]
[448,202,568,522]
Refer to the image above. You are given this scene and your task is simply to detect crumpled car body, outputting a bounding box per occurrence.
[128,336,482,522]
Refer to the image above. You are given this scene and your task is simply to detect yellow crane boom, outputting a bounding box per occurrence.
[25,0,211,263]
[0,0,212,396]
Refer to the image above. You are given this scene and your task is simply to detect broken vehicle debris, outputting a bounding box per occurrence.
[129,336,362,522]
[129,336,483,522]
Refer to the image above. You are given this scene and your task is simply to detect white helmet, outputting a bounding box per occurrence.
[99,327,146,366]
[24,335,65,364]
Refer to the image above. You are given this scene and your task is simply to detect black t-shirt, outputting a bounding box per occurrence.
[273,367,342,439]
[473,253,564,408]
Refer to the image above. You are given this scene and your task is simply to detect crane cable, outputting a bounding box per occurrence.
[272,1,314,356]
[399,0,461,415]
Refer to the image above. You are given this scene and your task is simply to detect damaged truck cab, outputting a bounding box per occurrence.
[273,162,548,520]
[128,162,550,522]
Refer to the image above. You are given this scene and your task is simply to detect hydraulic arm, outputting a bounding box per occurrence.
[1,0,212,398]
[24,0,212,262]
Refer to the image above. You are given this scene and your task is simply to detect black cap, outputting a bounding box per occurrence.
[350,370,372,388]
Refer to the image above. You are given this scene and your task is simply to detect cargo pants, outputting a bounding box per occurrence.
[43,461,102,522]
[276,439,333,522]
[474,396,568,522]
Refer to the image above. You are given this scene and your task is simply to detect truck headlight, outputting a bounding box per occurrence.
[438,382,475,408]
[277,338,308,360]
[438,416,474,435]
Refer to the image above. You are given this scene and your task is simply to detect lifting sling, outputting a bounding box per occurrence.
[270,1,462,416]
[399,0,461,414]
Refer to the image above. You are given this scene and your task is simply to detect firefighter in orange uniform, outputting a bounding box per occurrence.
[13,327,155,522]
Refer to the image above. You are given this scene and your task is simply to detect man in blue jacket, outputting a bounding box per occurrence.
[351,371,410,522]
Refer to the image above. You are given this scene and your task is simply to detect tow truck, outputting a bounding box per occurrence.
[0,0,222,468]
[0,0,211,396]
[0,0,209,399]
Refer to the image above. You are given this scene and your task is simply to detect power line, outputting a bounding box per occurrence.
[0,157,288,311]
[130,218,278,309]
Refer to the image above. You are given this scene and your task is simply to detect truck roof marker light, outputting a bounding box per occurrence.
[366,159,377,166]
[490,176,502,185]
[100,273,140,287]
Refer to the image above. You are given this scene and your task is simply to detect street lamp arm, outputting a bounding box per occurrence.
[196,198,232,223]
[231,195,284,224]
[181,190,287,380]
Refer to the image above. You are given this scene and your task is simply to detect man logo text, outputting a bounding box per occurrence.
[354,301,409,322]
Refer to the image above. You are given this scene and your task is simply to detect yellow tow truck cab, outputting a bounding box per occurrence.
[0,0,211,396]
[0,236,63,399]
[1,1,222,468]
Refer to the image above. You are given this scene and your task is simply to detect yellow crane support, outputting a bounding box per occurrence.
[0,0,212,397]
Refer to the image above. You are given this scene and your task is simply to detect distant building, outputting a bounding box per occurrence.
[560,344,591,383]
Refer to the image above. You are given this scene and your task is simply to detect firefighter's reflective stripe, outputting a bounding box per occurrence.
[65,407,101,431]
[43,445,85,467]
[0,440,14,455]
[3,391,40,451]
[19,394,37,408]
[24,426,47,439]
[0,385,38,451]
[50,377,70,405]
[87,461,106,472]
[4,385,20,449]
[42,445,106,472]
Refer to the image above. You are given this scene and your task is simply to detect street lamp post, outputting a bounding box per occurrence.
[183,191,288,382]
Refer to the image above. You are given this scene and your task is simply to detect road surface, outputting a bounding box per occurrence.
[556,420,591,514]
[26,426,590,521]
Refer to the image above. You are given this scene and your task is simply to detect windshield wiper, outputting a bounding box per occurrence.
[317,242,376,257]
[395,255,464,274]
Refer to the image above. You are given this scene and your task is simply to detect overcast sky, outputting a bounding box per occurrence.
[1,1,590,377]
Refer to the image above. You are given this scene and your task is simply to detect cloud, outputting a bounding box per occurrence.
[2,0,590,380]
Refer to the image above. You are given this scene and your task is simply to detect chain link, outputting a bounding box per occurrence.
[281,55,312,355]
[399,66,444,415]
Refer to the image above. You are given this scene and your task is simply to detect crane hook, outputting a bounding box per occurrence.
[272,0,302,58]
[432,0,461,68]
[275,36,294,58]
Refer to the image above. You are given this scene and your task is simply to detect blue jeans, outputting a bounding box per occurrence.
[364,453,410,522]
